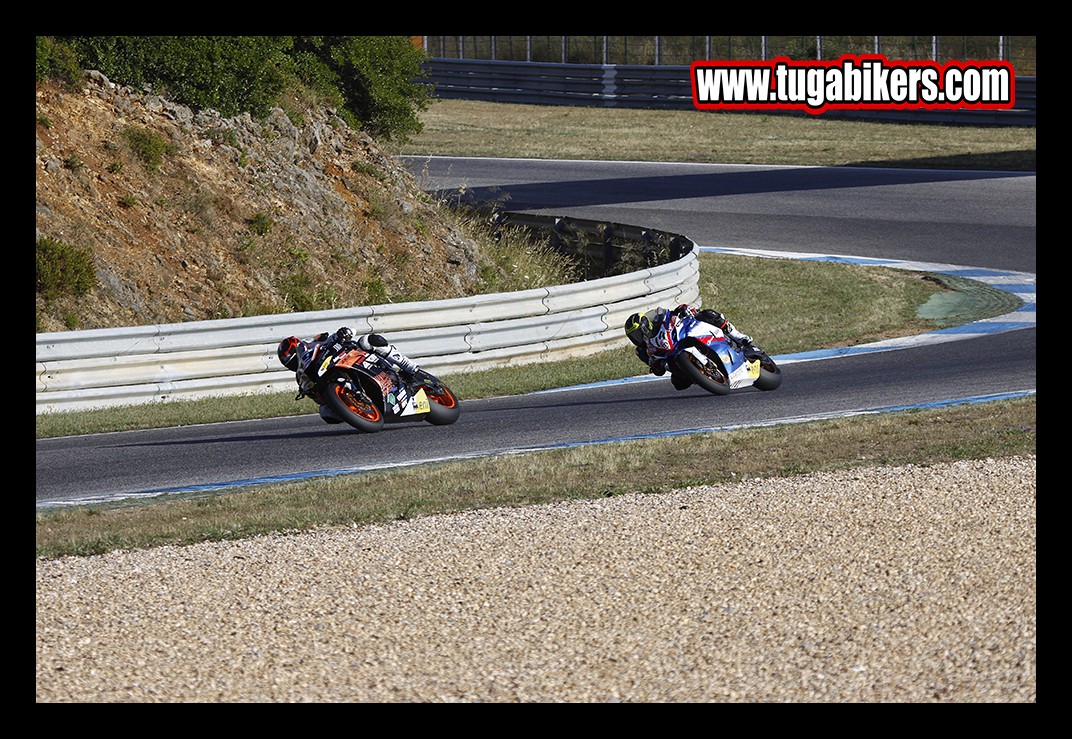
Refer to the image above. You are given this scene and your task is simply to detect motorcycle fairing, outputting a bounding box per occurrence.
[316,348,369,377]
[653,314,766,389]
[388,387,430,417]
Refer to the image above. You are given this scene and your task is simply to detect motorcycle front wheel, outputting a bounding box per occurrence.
[323,376,385,433]
[676,351,731,396]
[417,375,461,426]
[749,350,783,391]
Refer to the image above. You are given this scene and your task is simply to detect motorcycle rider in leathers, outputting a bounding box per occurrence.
[625,304,753,390]
[277,326,422,402]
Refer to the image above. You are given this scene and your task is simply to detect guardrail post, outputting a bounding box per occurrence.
[670,235,691,261]
[551,217,566,251]
[600,223,616,272]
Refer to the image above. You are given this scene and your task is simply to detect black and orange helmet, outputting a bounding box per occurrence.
[277,336,301,371]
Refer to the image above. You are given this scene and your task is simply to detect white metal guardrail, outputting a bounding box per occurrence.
[36,215,700,415]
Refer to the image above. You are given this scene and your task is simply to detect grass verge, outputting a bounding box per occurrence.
[390,99,1037,172]
[36,396,1036,559]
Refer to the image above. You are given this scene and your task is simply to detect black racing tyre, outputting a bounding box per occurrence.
[675,350,732,396]
[322,376,385,433]
[750,352,783,391]
[421,381,461,426]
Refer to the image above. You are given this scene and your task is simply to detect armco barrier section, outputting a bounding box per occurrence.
[36,215,700,415]
[424,58,1037,126]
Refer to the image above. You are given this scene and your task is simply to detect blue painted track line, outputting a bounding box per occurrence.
[41,387,1035,510]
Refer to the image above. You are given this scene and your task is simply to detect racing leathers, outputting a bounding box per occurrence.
[291,327,421,400]
[625,304,753,389]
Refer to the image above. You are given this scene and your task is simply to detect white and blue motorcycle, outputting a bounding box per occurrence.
[646,312,782,396]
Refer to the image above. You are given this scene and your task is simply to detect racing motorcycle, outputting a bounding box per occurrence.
[647,312,782,396]
[295,339,460,433]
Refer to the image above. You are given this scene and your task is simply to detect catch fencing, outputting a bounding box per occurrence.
[36,213,700,415]
[420,36,1036,74]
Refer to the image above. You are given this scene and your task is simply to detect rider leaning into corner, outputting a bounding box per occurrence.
[625,304,754,391]
[277,327,422,415]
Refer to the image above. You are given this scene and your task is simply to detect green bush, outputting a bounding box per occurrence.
[46,36,432,143]
[57,36,289,119]
[35,36,82,88]
[287,36,432,141]
[36,237,96,300]
[122,126,175,172]
[248,211,274,236]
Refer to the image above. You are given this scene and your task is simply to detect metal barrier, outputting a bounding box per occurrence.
[36,214,700,415]
[420,36,1036,72]
[424,58,1037,126]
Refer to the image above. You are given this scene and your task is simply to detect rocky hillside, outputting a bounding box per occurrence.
[35,71,492,333]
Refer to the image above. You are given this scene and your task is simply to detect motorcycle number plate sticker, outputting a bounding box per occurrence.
[748,359,761,378]
[414,388,430,413]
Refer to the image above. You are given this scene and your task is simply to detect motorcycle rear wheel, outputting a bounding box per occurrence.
[323,377,385,433]
[676,351,731,395]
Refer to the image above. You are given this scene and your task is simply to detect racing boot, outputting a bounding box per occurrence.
[318,404,343,424]
[670,372,692,391]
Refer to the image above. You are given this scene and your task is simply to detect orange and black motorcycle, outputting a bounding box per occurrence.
[294,337,460,433]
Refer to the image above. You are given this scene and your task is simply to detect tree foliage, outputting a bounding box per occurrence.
[39,36,433,142]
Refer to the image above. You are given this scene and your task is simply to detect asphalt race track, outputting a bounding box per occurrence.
[35,159,1036,509]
